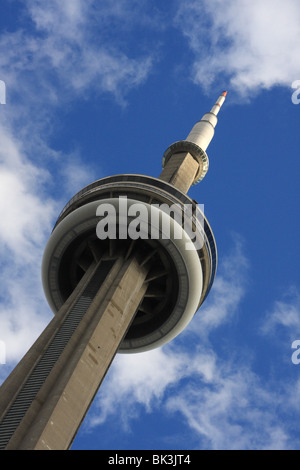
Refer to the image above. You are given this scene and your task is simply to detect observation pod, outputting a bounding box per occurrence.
[42,93,226,354]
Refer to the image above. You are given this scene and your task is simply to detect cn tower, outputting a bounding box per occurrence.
[0,92,227,450]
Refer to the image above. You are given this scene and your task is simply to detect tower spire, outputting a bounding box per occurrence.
[161,91,227,190]
[186,91,227,152]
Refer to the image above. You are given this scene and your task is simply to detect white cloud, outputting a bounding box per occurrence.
[28,0,90,36]
[166,365,291,450]
[175,0,300,96]
[260,287,300,337]
[193,370,288,448]
[0,124,55,261]
[0,0,154,106]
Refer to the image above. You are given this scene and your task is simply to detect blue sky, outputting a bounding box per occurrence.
[0,0,299,450]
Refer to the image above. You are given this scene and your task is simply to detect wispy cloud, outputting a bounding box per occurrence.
[261,287,300,338]
[175,0,300,97]
[166,363,292,450]
[0,126,55,260]
[0,0,154,108]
